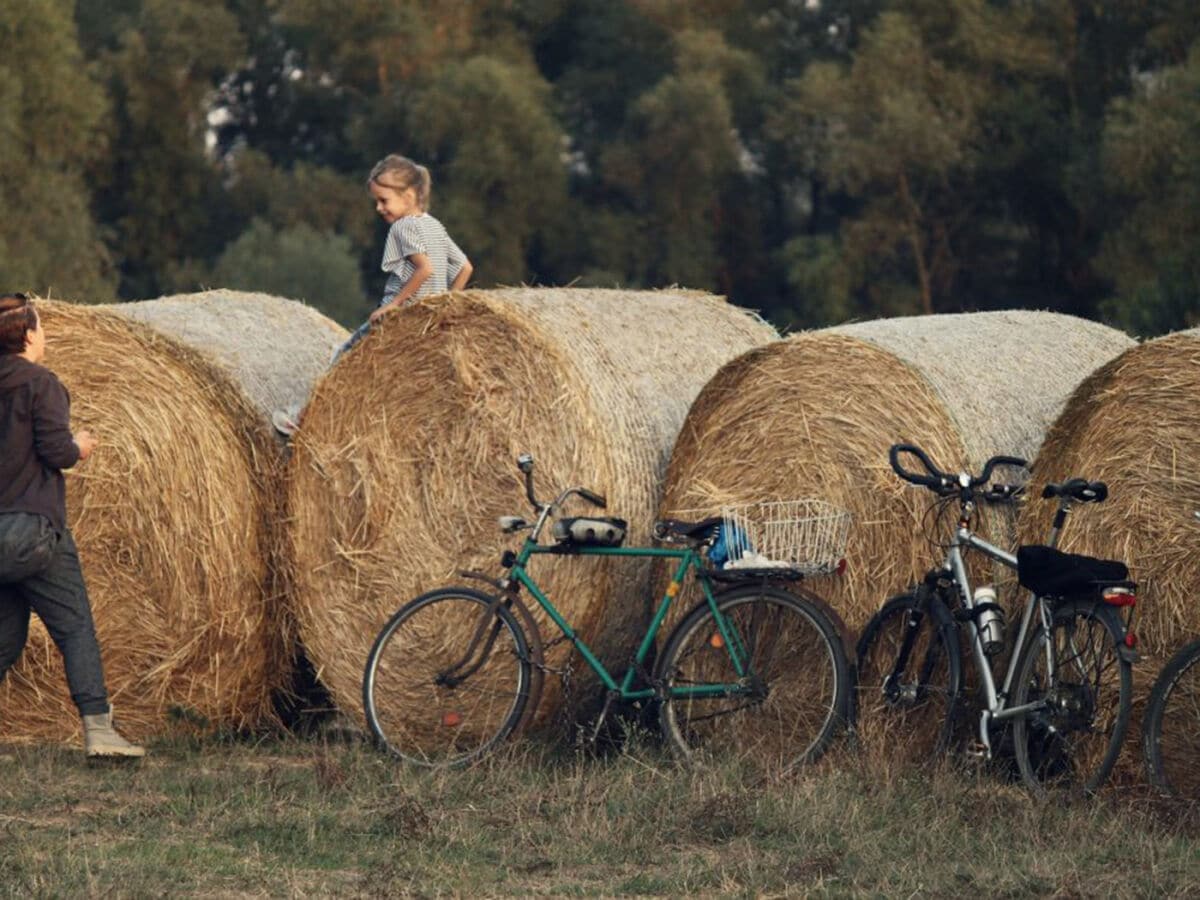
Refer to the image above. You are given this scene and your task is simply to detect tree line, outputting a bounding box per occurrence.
[3,0,1198,334]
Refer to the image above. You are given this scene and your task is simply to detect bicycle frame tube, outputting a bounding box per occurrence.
[947,528,1046,717]
[509,541,744,701]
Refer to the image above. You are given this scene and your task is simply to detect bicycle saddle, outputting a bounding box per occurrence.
[1016,545,1132,598]
[653,517,721,541]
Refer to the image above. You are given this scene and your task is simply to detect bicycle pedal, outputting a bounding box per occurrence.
[964,741,989,759]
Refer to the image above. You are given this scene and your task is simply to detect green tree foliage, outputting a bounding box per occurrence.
[24,0,1199,331]
[208,219,369,327]
[1097,42,1200,335]
[87,0,246,299]
[777,2,1058,318]
[0,0,115,299]
[406,55,569,286]
[596,31,745,292]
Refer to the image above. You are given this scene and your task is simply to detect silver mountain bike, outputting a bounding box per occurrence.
[855,443,1138,794]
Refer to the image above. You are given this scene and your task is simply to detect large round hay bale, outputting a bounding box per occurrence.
[104,290,348,425]
[0,301,282,743]
[284,288,778,726]
[1017,328,1200,685]
[660,311,1135,632]
[103,292,350,720]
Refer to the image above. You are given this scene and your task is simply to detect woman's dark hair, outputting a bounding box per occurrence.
[0,293,37,355]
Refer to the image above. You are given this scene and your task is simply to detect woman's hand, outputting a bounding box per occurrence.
[74,429,97,461]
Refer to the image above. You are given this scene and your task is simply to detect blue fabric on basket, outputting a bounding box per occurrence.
[709,522,753,567]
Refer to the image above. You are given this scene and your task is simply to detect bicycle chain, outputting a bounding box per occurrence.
[532,634,659,741]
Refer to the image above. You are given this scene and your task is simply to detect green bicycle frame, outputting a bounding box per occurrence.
[508,538,752,701]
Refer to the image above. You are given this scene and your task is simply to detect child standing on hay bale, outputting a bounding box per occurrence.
[0,293,144,759]
[273,155,472,436]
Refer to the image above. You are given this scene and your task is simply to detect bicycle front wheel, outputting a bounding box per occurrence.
[656,584,850,770]
[1011,600,1132,793]
[1143,638,1200,797]
[362,587,532,767]
[854,591,961,768]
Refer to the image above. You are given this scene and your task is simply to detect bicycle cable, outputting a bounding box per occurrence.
[921,492,960,555]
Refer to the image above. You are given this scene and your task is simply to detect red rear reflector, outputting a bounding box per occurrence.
[1103,590,1136,607]
[442,711,463,728]
[709,633,724,649]
[836,558,848,576]
[1125,633,1138,648]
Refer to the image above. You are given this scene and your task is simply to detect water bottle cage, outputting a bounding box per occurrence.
[970,601,1005,621]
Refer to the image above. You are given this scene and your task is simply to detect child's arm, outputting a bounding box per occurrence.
[370,253,433,323]
[450,259,473,291]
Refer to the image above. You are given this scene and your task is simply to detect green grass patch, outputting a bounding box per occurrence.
[0,736,1196,897]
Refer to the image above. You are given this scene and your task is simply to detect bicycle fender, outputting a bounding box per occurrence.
[503,593,546,736]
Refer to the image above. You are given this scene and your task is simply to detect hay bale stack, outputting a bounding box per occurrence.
[0,301,282,743]
[284,288,778,725]
[105,290,348,425]
[1017,328,1200,671]
[661,311,1134,631]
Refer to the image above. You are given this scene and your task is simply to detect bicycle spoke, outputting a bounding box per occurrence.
[658,587,847,770]
[1147,643,1200,797]
[1014,605,1130,792]
[363,590,531,767]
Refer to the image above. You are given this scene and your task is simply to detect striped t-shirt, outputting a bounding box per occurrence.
[380,213,468,305]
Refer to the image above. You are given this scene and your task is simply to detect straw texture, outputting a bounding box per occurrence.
[0,301,283,743]
[1017,329,1200,703]
[283,288,777,725]
[105,291,348,425]
[661,310,1135,632]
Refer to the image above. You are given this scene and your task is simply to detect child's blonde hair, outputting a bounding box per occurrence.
[368,155,432,211]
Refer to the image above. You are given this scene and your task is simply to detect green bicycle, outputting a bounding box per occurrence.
[362,453,853,767]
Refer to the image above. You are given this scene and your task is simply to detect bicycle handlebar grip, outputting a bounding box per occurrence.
[578,488,607,509]
[888,443,942,488]
[516,453,538,505]
[1041,477,1108,503]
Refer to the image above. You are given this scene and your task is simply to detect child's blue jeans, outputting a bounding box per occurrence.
[332,321,371,364]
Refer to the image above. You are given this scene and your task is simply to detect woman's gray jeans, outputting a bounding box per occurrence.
[0,512,109,716]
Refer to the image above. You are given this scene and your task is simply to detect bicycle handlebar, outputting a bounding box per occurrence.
[514,453,607,512]
[889,443,1028,496]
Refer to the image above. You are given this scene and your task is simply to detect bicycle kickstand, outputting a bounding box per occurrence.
[968,710,994,759]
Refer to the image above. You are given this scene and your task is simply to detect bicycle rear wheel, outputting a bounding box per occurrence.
[854,591,961,768]
[1143,638,1200,797]
[656,583,850,770]
[362,587,532,767]
[1011,600,1132,793]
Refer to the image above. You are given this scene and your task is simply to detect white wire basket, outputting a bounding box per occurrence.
[716,499,851,576]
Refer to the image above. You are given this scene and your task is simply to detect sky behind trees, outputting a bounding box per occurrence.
[2,0,1199,334]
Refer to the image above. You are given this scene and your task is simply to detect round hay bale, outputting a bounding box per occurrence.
[104,290,348,426]
[0,301,282,743]
[284,288,778,727]
[1017,329,1200,695]
[660,310,1135,632]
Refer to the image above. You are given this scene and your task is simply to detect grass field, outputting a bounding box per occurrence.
[1,728,1198,898]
